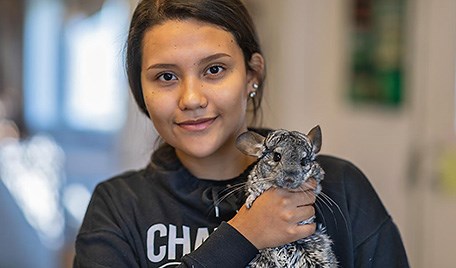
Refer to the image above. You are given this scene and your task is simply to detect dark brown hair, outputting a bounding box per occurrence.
[125,0,265,122]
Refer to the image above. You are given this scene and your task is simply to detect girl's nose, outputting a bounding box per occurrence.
[178,78,208,110]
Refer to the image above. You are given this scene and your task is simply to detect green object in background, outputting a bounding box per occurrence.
[350,0,405,107]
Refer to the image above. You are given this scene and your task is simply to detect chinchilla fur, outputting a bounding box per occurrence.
[236,126,337,268]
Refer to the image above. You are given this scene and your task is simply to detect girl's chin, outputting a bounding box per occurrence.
[174,134,235,160]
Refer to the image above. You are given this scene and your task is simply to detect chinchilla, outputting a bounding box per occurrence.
[236,125,337,268]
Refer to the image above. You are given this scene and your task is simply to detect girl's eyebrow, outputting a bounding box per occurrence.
[146,63,176,70]
[146,53,231,71]
[198,53,231,66]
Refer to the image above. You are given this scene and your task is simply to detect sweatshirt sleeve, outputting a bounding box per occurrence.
[179,222,259,268]
[354,217,409,267]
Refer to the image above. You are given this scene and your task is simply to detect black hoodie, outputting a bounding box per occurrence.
[74,141,409,268]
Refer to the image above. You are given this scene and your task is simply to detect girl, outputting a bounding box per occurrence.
[74,0,409,267]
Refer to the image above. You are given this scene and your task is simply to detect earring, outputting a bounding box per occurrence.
[249,83,259,98]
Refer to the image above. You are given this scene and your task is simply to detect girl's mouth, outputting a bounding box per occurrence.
[177,117,217,132]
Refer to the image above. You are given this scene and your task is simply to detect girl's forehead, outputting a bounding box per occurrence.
[143,19,236,48]
[141,19,243,66]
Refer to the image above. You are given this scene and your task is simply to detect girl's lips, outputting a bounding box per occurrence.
[177,117,217,131]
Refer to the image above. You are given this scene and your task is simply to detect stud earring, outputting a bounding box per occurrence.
[249,91,257,98]
[252,83,259,90]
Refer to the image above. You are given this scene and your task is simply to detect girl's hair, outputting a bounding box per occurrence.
[125,0,265,123]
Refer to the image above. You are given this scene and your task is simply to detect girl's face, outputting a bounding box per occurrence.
[141,19,259,162]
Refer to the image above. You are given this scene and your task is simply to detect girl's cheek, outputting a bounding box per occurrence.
[143,91,158,113]
[143,92,152,106]
[144,91,175,115]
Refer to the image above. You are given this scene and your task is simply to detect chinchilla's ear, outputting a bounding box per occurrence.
[307,125,322,154]
[235,131,266,157]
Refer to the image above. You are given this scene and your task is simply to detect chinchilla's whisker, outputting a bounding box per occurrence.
[215,177,276,203]
[300,180,348,231]
[292,181,332,227]
[318,191,349,232]
[315,194,335,228]
[215,176,283,208]
[210,177,280,216]
[218,181,247,196]
[313,200,329,227]
[207,183,248,217]
[296,181,333,226]
[214,183,246,206]
[316,193,334,214]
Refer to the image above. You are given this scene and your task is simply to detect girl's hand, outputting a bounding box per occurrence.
[227,180,317,249]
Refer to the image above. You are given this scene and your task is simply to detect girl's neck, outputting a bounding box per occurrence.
[176,146,256,181]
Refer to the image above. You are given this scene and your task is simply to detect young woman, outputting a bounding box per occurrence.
[74,0,409,267]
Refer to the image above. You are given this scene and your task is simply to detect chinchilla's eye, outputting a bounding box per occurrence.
[273,152,281,162]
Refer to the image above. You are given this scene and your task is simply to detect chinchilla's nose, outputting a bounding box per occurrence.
[276,168,301,188]
[284,167,300,177]
[278,175,301,189]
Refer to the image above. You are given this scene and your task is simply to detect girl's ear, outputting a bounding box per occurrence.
[247,52,265,85]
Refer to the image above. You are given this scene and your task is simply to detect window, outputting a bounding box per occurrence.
[63,0,129,132]
[24,0,129,133]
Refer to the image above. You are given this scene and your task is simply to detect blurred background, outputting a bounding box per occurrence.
[0,0,455,267]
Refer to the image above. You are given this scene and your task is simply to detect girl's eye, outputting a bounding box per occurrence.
[158,72,177,81]
[273,152,281,162]
[206,65,225,76]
